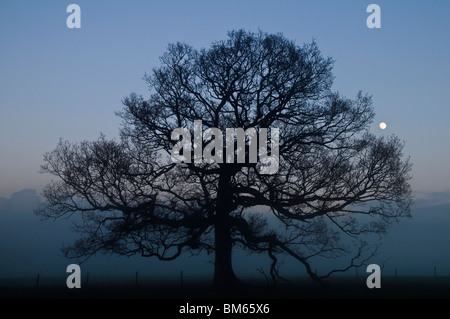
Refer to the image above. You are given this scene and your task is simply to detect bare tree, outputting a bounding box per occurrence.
[36,30,412,288]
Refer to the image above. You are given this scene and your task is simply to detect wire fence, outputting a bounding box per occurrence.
[0,265,447,290]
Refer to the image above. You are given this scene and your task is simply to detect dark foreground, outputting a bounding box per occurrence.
[1,276,450,299]
[1,277,448,317]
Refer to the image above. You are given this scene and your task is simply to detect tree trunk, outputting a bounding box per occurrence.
[213,171,240,289]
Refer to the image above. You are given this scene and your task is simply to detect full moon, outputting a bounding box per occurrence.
[379,122,387,130]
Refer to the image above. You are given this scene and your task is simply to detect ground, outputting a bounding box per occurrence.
[1,276,449,299]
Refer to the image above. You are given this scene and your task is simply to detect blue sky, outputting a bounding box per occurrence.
[1,1,450,282]
[1,0,450,197]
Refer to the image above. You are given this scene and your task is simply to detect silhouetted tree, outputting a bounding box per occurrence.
[36,30,411,288]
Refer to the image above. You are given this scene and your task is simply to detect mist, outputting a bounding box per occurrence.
[1,188,449,281]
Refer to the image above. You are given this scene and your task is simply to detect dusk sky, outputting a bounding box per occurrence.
[1,1,450,280]
[1,1,449,197]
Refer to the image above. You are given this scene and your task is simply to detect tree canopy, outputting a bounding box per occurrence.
[37,30,412,288]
